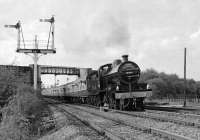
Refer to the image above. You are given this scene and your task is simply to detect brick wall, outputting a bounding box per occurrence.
[0,65,33,87]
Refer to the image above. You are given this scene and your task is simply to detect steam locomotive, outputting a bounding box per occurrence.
[42,55,152,110]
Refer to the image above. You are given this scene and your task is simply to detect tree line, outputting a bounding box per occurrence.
[139,69,200,99]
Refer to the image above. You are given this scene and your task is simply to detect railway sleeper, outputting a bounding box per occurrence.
[54,104,125,140]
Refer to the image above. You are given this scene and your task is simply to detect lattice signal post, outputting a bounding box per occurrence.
[5,16,56,91]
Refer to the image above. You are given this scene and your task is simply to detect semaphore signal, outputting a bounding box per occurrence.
[5,16,56,91]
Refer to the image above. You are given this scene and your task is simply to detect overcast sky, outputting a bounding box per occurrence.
[1,0,200,85]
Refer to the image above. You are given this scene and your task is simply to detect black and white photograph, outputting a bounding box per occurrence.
[0,0,200,139]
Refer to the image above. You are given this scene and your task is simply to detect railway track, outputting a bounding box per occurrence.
[44,99,121,139]
[57,103,197,140]
[44,98,200,125]
[48,105,110,140]
[145,110,200,123]
[82,104,200,128]
[55,104,163,140]
[144,105,199,112]
[114,110,200,128]
[44,98,200,139]
[44,99,163,139]
[145,108,200,118]
[78,104,200,139]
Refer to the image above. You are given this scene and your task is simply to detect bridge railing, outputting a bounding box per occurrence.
[40,66,80,75]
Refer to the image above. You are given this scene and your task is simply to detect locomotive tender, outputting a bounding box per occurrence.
[42,55,152,110]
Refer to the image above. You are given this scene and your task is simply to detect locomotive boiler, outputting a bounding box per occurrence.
[42,55,152,110]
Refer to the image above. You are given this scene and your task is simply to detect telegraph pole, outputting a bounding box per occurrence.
[183,48,187,107]
[5,16,56,91]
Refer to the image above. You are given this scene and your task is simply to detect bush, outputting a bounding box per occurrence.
[0,85,50,140]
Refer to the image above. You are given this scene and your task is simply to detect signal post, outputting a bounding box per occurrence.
[5,16,56,91]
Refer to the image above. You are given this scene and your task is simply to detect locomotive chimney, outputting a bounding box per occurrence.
[122,55,128,62]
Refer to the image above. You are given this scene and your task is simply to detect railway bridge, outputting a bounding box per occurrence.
[0,65,84,90]
[39,65,80,75]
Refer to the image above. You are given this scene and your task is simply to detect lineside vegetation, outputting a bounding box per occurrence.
[140,69,200,99]
[0,71,51,140]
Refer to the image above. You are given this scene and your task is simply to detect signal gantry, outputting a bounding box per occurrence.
[5,16,56,91]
